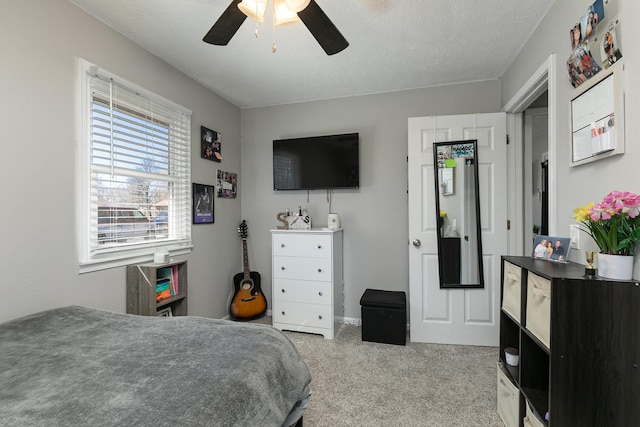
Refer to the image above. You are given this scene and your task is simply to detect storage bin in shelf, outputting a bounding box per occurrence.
[502,261,522,322]
[523,399,546,427]
[497,362,520,427]
[525,271,551,348]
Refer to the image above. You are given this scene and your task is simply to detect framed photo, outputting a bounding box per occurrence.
[201,126,222,162]
[216,170,237,199]
[157,307,173,317]
[193,183,214,224]
[532,235,570,263]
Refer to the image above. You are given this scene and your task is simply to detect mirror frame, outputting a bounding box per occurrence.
[432,139,484,289]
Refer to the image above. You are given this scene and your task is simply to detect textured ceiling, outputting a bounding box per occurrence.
[68,0,555,108]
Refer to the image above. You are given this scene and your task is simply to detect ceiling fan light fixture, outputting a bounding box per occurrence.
[283,0,310,13]
[274,0,300,26]
[238,0,268,22]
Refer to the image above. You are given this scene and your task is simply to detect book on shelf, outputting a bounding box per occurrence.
[156,278,171,302]
[171,264,179,295]
[157,266,178,297]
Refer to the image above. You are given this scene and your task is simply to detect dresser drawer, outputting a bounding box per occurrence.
[273,279,331,305]
[273,302,332,329]
[273,233,332,258]
[273,256,332,281]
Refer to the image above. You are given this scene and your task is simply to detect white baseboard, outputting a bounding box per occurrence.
[221,311,410,330]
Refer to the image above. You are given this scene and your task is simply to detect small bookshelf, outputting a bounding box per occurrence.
[126,260,188,316]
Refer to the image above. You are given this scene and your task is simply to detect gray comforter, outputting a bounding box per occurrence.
[0,306,311,426]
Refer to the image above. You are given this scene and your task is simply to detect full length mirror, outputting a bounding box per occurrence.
[433,140,484,289]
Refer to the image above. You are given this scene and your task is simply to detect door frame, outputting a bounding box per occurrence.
[524,107,549,249]
[503,54,557,255]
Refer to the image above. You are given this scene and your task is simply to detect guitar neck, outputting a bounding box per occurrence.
[242,238,250,279]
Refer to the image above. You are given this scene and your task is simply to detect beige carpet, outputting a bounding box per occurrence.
[256,318,503,426]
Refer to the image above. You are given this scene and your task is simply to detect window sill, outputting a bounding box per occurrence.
[78,244,192,274]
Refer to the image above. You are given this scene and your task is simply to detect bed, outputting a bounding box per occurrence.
[0,306,311,427]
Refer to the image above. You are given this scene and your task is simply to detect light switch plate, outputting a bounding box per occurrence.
[570,224,580,249]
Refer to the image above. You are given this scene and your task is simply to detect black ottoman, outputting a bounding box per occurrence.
[360,288,406,345]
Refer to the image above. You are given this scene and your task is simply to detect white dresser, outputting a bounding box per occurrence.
[271,229,343,339]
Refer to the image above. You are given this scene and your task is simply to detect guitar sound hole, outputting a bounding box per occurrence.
[242,282,252,290]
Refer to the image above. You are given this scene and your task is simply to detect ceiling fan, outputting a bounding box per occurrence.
[202,0,349,55]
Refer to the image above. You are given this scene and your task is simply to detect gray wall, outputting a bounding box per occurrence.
[4,0,637,325]
[502,0,639,263]
[0,0,241,323]
[240,82,502,320]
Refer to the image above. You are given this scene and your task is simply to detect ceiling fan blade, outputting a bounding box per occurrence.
[298,0,349,55]
[203,0,247,45]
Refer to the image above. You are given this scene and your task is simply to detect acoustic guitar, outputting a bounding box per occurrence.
[230,220,267,320]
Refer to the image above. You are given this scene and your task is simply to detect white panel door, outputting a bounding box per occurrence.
[408,113,507,346]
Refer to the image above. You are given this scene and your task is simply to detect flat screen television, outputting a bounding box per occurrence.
[273,133,359,190]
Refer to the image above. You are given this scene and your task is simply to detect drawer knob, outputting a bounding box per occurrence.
[318,315,322,320]
[317,244,322,249]
[281,289,285,293]
[281,266,286,270]
[281,243,285,247]
[282,311,285,316]
[317,268,322,273]
[318,292,323,296]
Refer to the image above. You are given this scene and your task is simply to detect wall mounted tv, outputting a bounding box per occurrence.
[273,133,359,190]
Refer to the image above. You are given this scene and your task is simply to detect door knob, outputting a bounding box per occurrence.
[412,239,421,247]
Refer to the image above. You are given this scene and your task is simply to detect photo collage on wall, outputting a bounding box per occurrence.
[567,0,623,88]
[216,170,237,199]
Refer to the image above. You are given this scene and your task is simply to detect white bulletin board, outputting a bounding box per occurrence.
[570,59,624,166]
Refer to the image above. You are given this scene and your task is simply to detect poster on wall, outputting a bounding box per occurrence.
[216,170,237,199]
[201,126,222,162]
[193,183,214,224]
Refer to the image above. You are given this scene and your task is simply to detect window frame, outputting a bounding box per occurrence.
[76,59,192,273]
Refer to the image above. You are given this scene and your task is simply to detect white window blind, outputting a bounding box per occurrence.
[78,59,192,271]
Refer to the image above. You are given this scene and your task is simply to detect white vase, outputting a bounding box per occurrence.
[598,253,634,280]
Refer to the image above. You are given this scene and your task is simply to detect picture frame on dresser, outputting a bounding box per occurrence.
[531,235,570,262]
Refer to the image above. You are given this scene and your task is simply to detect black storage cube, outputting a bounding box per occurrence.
[360,288,406,345]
